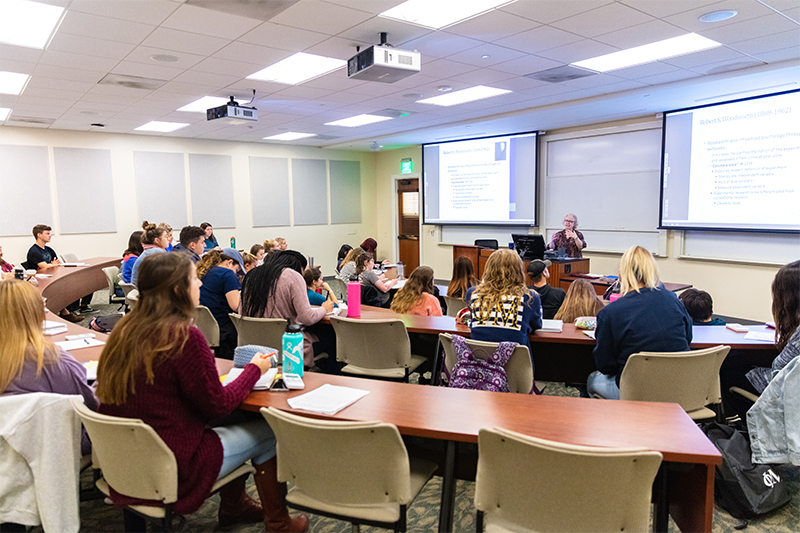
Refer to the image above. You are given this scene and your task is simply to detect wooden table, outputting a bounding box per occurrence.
[239,373,722,533]
[559,274,692,296]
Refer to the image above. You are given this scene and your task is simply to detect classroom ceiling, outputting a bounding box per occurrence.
[0,0,798,151]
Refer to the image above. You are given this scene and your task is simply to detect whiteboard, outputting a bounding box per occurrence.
[134,151,187,228]
[0,145,52,236]
[53,147,116,234]
[682,231,800,264]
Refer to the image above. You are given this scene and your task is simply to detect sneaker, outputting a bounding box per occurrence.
[79,306,97,314]
[60,311,83,323]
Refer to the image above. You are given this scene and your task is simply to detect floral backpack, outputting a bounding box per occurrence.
[448,335,515,393]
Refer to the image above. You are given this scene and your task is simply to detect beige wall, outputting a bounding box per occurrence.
[0,126,378,276]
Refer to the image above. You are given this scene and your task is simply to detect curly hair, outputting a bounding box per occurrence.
[470,249,528,313]
[391,266,435,314]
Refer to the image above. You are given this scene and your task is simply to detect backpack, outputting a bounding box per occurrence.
[702,423,791,519]
[448,335,514,393]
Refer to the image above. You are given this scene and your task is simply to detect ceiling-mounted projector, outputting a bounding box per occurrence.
[207,96,258,122]
[347,33,420,83]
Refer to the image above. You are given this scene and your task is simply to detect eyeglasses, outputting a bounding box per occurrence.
[564,219,575,223]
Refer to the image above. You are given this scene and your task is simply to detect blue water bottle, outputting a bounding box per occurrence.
[282,323,304,377]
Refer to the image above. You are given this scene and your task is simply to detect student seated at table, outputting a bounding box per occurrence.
[121,230,143,284]
[336,244,352,273]
[242,251,334,370]
[391,266,442,317]
[554,278,604,323]
[527,259,566,320]
[587,245,692,400]
[336,246,362,284]
[467,249,543,356]
[303,266,338,308]
[360,238,391,266]
[197,250,241,360]
[131,221,169,287]
[263,239,278,253]
[158,222,174,252]
[171,225,205,264]
[447,256,478,300]
[356,252,397,308]
[200,222,221,253]
[274,237,287,251]
[0,280,97,455]
[250,244,265,266]
[1,243,17,280]
[242,252,258,273]
[720,260,800,421]
[95,253,307,532]
[679,289,726,325]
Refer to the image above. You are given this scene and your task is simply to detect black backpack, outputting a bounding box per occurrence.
[702,423,791,519]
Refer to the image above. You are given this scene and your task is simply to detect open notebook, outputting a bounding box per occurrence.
[222,367,278,390]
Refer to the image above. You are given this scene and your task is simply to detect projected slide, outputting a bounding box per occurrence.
[661,90,800,232]
[423,132,537,226]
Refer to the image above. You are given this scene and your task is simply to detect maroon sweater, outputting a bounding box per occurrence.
[99,327,260,514]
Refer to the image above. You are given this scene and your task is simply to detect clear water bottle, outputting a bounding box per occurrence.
[282,323,304,376]
[397,261,405,279]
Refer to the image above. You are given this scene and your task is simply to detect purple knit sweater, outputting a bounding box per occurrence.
[98,327,260,514]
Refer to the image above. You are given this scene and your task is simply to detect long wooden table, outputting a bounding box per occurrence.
[240,372,722,533]
[560,274,693,296]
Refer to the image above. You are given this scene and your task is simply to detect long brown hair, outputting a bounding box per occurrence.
[554,279,604,323]
[391,266,435,314]
[772,260,800,352]
[141,220,166,245]
[447,257,477,299]
[96,253,195,405]
[470,249,528,312]
[355,252,374,276]
[0,281,58,392]
[196,250,233,280]
[340,247,362,268]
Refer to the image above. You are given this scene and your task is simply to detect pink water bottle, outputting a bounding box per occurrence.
[347,280,361,318]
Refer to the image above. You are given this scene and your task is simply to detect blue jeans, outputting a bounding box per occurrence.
[213,420,276,480]
[587,371,620,400]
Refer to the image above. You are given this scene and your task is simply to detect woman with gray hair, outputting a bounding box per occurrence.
[548,213,586,258]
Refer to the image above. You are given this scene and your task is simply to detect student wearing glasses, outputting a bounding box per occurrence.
[548,213,586,258]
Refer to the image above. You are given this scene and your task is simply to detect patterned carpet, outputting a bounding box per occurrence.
[63,291,800,532]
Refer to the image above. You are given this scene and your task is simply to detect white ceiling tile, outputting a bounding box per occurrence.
[618,0,723,19]
[239,22,328,52]
[83,86,148,102]
[26,77,95,93]
[604,61,680,80]
[493,25,584,54]
[0,59,37,75]
[751,45,800,64]
[490,55,562,76]
[140,27,230,56]
[48,32,137,60]
[270,0,373,34]
[489,76,550,92]
[550,3,654,38]
[558,72,629,90]
[688,58,766,76]
[111,60,184,81]
[723,28,800,55]
[68,0,180,25]
[397,33,484,59]
[636,68,702,86]
[212,42,292,66]
[192,57,266,78]
[443,9,536,42]
[447,68,515,86]
[499,0,613,24]
[69,101,129,113]
[536,39,619,64]
[313,90,376,104]
[322,0,401,15]
[664,0,777,33]
[58,10,156,45]
[594,79,649,94]
[418,58,479,78]
[593,19,687,49]
[699,13,799,45]
[0,43,43,64]
[303,69,368,91]
[304,36,372,60]
[661,46,751,69]
[271,85,336,100]
[161,3,261,39]
[337,14,432,45]
[122,46,207,70]
[38,50,119,72]
[223,79,287,97]
[33,64,106,83]
[23,86,86,100]
[445,43,526,67]
[158,80,225,94]
[171,70,241,88]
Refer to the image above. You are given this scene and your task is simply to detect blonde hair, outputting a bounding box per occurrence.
[554,279,604,323]
[274,237,286,245]
[263,239,277,251]
[470,249,528,312]
[391,266,435,314]
[0,280,58,392]
[618,245,660,294]
[242,252,257,269]
[340,247,362,267]
[196,249,232,280]
[157,222,172,233]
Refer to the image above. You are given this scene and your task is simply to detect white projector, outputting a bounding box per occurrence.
[206,102,258,123]
[347,45,421,83]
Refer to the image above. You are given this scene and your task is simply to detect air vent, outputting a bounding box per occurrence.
[313,134,341,140]
[705,60,763,75]
[186,0,300,21]
[374,108,415,118]
[98,73,167,91]
[525,65,597,83]
[8,116,55,125]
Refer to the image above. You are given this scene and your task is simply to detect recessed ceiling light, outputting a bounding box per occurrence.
[264,132,317,141]
[571,33,722,73]
[0,108,10,121]
[177,96,242,113]
[481,54,491,59]
[417,85,511,106]
[325,114,394,127]
[0,71,30,95]
[247,52,346,85]
[0,0,65,49]
[437,85,452,92]
[380,0,517,29]
[150,53,180,63]
[699,10,738,23]
[134,121,189,133]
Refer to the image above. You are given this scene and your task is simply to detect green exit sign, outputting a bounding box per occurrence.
[400,158,413,174]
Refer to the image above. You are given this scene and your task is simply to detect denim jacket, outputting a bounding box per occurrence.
[748,356,800,466]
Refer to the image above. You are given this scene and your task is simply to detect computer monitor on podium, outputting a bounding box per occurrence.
[512,234,545,261]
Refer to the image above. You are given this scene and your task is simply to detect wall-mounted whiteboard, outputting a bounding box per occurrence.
[0,144,52,236]
[330,160,361,224]
[189,154,235,228]
[682,231,799,265]
[440,225,526,247]
[134,151,187,228]
[53,147,116,234]
[292,159,328,226]
[250,156,290,227]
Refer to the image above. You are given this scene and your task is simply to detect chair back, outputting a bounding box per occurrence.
[474,239,498,250]
[261,407,414,506]
[194,305,220,348]
[70,398,178,504]
[327,278,347,302]
[619,345,730,416]
[62,253,79,263]
[475,427,662,533]
[443,295,467,317]
[119,281,136,297]
[229,313,287,349]
[102,266,125,304]
[439,334,533,394]
[330,316,412,370]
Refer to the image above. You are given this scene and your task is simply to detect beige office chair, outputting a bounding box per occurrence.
[261,407,437,533]
[194,305,220,348]
[729,386,760,403]
[229,313,287,348]
[71,398,254,532]
[120,283,137,310]
[330,315,426,381]
[439,333,533,394]
[443,295,468,317]
[102,266,126,308]
[327,278,347,303]
[475,427,662,533]
[61,253,79,263]
[619,345,731,421]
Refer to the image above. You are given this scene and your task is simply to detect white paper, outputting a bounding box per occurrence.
[43,320,68,335]
[744,331,776,342]
[61,262,89,267]
[583,330,596,340]
[83,361,98,381]
[223,367,278,390]
[539,319,563,332]
[55,338,105,351]
[35,274,52,279]
[287,384,369,415]
[394,279,407,289]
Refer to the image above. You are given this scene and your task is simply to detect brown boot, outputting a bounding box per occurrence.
[218,476,263,527]
[253,457,309,533]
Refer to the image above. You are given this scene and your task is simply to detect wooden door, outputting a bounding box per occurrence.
[397,178,420,275]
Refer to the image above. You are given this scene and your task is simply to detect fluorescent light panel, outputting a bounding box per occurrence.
[0,0,65,49]
[264,132,317,141]
[325,114,393,128]
[134,121,189,133]
[0,71,30,95]
[380,0,517,29]
[417,85,511,106]
[571,33,722,73]
[177,96,241,113]
[0,108,10,121]
[247,52,346,85]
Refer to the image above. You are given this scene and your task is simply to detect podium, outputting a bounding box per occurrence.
[453,245,495,278]
[452,245,589,282]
